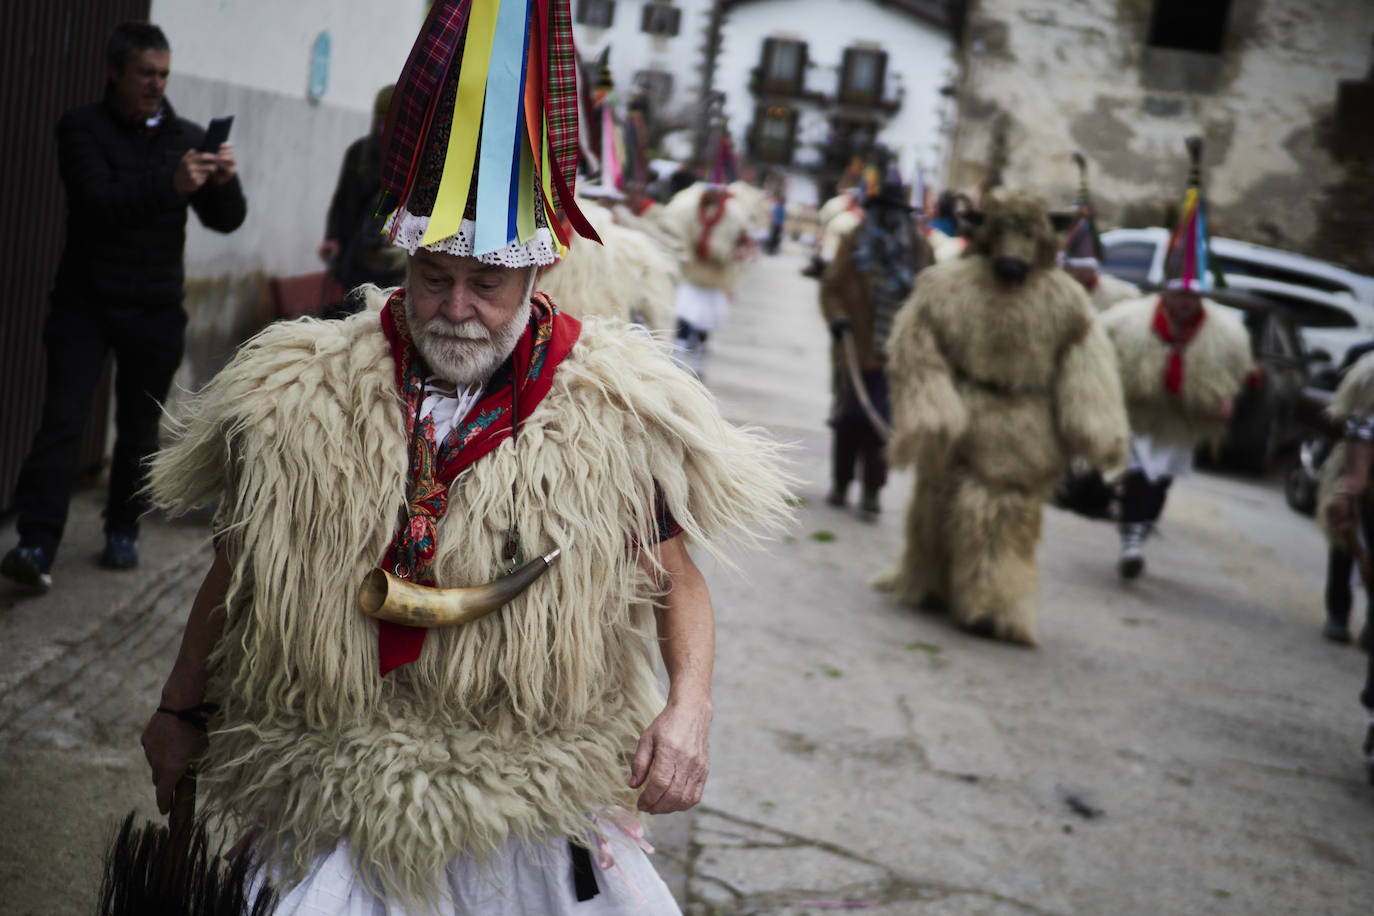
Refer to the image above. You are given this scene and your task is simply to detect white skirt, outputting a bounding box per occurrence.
[1127,433,1194,483]
[674,282,729,332]
[253,824,681,916]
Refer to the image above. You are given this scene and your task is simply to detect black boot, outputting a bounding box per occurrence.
[825,482,848,508]
[1324,616,1353,644]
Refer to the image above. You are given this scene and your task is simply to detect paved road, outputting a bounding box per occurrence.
[2,245,1371,914]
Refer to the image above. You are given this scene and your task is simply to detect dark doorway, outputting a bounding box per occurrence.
[1147,0,1231,54]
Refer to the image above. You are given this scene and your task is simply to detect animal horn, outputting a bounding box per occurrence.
[358,548,562,628]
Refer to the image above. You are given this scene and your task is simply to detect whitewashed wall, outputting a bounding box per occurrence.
[146,0,429,384]
[151,0,428,110]
[715,0,958,204]
[572,0,714,129]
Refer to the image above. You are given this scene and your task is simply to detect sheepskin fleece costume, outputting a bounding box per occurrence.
[1317,354,1374,543]
[538,199,679,331]
[1097,294,1253,446]
[654,183,754,293]
[875,257,1129,644]
[147,296,789,903]
[1087,272,1141,313]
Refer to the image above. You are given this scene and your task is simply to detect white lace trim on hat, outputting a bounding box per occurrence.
[385,209,560,267]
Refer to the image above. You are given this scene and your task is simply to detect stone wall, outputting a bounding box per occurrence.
[946,0,1374,271]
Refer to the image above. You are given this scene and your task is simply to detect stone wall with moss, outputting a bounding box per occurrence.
[945,0,1374,272]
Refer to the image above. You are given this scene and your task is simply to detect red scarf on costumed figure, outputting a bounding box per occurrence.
[1151,297,1206,397]
[376,289,580,676]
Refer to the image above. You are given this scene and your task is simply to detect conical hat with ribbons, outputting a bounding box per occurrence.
[378,0,600,267]
[1062,152,1103,268]
[1163,136,1225,292]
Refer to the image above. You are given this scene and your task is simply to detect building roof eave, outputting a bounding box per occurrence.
[721,0,964,35]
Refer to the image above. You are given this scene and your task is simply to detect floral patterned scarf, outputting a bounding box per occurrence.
[376,289,580,675]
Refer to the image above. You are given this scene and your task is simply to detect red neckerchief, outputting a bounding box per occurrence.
[1085,274,1100,293]
[696,188,732,261]
[1151,297,1206,397]
[376,289,580,676]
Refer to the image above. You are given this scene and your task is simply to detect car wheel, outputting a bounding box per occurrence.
[1284,460,1317,515]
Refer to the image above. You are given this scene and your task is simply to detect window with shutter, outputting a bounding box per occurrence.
[575,0,615,28]
[641,3,681,37]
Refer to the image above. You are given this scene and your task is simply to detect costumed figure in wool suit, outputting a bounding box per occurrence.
[1317,351,1374,649]
[658,129,757,377]
[1313,354,1374,785]
[1314,351,1374,784]
[875,188,1129,645]
[538,196,680,332]
[1060,153,1140,312]
[139,2,791,910]
[819,166,934,517]
[810,188,865,276]
[1096,138,1253,579]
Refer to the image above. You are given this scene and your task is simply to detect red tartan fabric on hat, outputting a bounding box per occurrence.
[379,1,471,211]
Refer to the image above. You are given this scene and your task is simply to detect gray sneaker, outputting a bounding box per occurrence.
[1118,522,1148,580]
[2,544,53,591]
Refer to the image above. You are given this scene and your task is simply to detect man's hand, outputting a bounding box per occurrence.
[829,316,851,342]
[210,142,237,185]
[174,149,217,196]
[318,239,341,263]
[141,709,208,814]
[629,697,712,814]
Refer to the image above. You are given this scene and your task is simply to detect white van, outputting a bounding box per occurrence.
[1099,227,1374,310]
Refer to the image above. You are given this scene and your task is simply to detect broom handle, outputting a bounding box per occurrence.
[164,769,197,882]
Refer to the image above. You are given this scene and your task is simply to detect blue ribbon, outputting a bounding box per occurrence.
[474,0,531,255]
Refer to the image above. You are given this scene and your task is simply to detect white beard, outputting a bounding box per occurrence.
[406,300,531,386]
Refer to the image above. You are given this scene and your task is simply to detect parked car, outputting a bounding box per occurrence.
[1100,227,1374,312]
[1219,275,1369,370]
[1203,290,1313,472]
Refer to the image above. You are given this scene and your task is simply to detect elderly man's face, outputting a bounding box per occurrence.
[109,48,170,120]
[405,250,532,385]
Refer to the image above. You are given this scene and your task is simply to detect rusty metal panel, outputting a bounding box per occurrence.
[0,0,150,515]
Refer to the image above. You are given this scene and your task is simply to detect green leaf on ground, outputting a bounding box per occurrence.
[824,666,844,678]
[784,495,810,508]
[1211,890,1231,899]
[906,641,942,655]
[784,535,797,544]
[809,530,837,543]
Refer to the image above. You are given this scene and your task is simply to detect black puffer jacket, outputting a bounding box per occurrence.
[51,88,247,308]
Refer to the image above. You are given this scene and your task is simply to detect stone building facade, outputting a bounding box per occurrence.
[945,0,1374,271]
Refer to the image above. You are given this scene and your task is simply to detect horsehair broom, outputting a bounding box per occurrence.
[97,737,278,915]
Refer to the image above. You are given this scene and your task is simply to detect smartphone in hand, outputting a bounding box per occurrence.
[198,116,234,153]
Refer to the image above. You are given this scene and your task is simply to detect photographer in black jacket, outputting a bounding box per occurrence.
[2,21,246,590]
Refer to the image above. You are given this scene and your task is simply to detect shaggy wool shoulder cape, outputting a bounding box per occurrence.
[148,298,791,903]
[885,255,1129,489]
[1089,272,1140,313]
[1316,353,1374,544]
[1099,294,1253,446]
